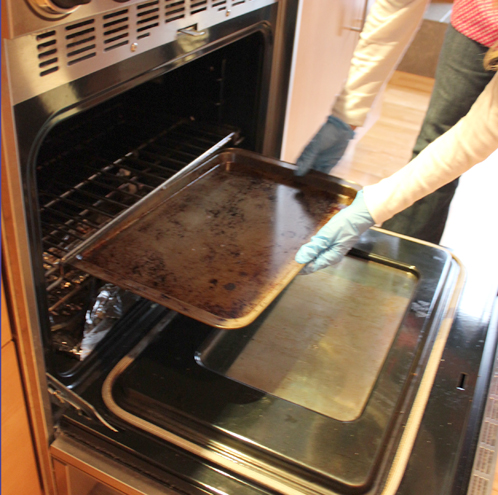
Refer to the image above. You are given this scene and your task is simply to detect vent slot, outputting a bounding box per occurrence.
[37,30,59,77]
[213,0,227,10]
[232,0,246,6]
[136,1,160,39]
[165,0,186,22]
[65,19,97,66]
[103,9,130,51]
[190,0,207,15]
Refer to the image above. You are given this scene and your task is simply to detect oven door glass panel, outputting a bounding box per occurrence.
[196,255,417,421]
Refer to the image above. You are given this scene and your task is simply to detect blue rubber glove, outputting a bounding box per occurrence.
[295,190,374,274]
[294,115,355,176]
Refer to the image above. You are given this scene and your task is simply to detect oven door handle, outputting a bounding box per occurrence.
[348,247,418,273]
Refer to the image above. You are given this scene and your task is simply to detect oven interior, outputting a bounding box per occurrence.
[36,31,266,382]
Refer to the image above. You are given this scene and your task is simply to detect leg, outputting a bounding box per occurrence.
[382,25,494,243]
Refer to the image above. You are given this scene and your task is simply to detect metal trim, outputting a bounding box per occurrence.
[1,48,57,495]
[381,247,466,495]
[101,314,321,495]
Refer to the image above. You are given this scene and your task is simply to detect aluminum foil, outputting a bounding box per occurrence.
[51,282,138,360]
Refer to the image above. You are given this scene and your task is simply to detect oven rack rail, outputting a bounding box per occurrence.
[39,118,238,329]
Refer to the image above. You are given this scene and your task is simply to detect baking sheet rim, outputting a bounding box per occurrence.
[74,257,304,329]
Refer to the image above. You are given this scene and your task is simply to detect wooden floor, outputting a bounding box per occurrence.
[334,70,498,494]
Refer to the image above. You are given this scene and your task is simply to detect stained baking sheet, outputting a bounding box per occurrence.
[66,149,359,328]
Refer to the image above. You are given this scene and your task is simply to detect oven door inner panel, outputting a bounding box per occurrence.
[96,230,460,495]
[197,255,417,422]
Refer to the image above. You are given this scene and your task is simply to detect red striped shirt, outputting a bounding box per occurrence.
[451,0,498,47]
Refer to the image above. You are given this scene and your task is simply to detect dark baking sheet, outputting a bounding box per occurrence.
[66,149,360,328]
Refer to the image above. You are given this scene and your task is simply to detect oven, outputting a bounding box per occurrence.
[2,1,498,495]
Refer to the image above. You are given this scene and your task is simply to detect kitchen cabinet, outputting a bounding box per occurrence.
[282,0,369,162]
[1,282,43,495]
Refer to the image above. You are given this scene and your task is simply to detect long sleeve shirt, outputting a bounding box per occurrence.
[332,0,429,127]
[363,72,498,224]
[331,0,498,225]
[331,0,498,127]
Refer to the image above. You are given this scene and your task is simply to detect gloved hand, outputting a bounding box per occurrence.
[295,190,374,274]
[294,115,355,176]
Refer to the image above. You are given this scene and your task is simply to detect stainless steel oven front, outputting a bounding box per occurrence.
[2,1,498,495]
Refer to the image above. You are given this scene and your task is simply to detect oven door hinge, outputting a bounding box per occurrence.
[47,373,118,432]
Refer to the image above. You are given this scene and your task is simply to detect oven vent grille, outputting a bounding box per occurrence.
[165,0,186,22]
[65,19,97,67]
[37,31,59,77]
[103,9,130,51]
[190,0,208,15]
[136,1,161,39]
[29,0,270,85]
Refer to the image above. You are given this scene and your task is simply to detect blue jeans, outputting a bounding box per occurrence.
[381,25,495,244]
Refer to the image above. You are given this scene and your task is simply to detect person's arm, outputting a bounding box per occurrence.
[332,0,430,127]
[296,73,498,273]
[295,0,429,176]
[364,72,498,224]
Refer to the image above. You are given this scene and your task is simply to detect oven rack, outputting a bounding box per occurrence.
[39,117,239,337]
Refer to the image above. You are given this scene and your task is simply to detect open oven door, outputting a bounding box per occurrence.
[50,151,472,495]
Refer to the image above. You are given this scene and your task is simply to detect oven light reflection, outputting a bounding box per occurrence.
[198,484,229,495]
